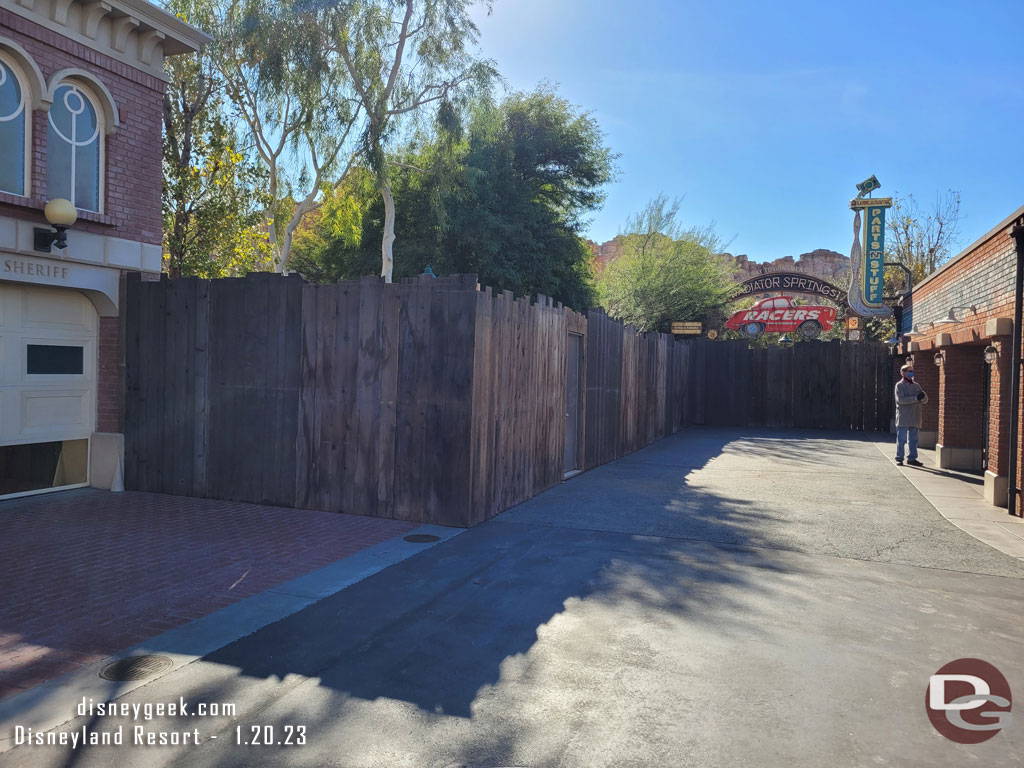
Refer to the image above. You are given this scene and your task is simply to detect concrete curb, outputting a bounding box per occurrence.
[0,523,462,751]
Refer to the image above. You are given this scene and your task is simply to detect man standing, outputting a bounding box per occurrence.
[894,363,928,466]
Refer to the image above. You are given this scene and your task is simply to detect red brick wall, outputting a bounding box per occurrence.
[937,346,985,450]
[911,358,939,432]
[0,8,165,246]
[96,315,121,433]
[905,211,1024,489]
[903,225,1017,351]
[987,338,1011,475]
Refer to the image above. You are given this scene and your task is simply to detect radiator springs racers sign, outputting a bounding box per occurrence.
[725,296,837,339]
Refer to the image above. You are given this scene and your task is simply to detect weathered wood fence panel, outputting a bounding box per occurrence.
[125,273,893,527]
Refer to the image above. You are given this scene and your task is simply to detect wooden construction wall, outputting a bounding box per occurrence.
[467,290,571,524]
[125,273,893,527]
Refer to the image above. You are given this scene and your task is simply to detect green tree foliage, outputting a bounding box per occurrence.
[162,0,272,277]
[597,196,738,333]
[293,87,617,310]
[288,170,377,282]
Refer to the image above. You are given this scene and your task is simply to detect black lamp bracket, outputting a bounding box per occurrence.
[34,225,69,253]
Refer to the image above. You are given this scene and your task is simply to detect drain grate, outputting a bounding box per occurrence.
[403,533,441,543]
[99,655,173,682]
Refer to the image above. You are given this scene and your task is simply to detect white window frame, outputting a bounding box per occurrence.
[47,79,105,213]
[0,50,31,198]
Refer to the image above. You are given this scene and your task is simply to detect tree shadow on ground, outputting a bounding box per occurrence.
[11,427,979,768]
[192,430,793,718]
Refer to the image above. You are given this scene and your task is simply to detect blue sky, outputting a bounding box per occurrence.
[470,0,1023,262]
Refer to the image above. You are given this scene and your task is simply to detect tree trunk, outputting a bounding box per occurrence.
[381,179,396,283]
[279,219,299,275]
[267,214,284,274]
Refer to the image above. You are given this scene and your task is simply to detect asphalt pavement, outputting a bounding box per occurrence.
[4,428,1022,768]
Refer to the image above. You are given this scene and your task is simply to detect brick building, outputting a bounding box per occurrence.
[0,0,208,498]
[899,204,1024,508]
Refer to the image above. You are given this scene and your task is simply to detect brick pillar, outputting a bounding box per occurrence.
[984,339,1012,505]
[91,311,125,492]
[910,355,939,447]
[936,346,986,471]
[96,316,122,433]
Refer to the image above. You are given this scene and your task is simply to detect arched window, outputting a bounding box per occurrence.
[47,82,103,212]
[0,54,29,196]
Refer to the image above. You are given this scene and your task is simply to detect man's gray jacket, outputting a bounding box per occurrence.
[894,379,928,428]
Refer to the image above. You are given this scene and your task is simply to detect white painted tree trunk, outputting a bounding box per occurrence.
[267,214,284,274]
[269,204,304,275]
[381,179,396,283]
[278,229,294,275]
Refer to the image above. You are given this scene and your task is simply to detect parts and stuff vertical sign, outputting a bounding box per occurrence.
[846,177,893,317]
[863,205,886,305]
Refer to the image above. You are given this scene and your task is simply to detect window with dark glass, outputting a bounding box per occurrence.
[0,57,27,196]
[26,344,84,375]
[47,83,101,211]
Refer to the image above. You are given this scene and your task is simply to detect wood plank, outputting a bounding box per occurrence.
[275,274,303,507]
[332,281,359,514]
[123,272,142,490]
[314,284,338,511]
[421,279,448,523]
[258,272,283,504]
[376,281,401,518]
[875,344,892,431]
[334,280,360,514]
[142,279,166,493]
[353,276,383,517]
[191,278,210,498]
[468,287,492,524]
[443,283,476,526]
[393,277,431,522]
[860,341,875,434]
[164,277,192,496]
[242,273,270,504]
[295,283,319,509]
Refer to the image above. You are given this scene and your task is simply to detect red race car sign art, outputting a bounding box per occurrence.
[725,296,837,339]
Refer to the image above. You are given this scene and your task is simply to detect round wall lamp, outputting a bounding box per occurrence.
[933,350,944,367]
[984,345,998,365]
[33,198,78,252]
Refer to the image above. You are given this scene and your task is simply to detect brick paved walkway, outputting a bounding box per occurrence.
[0,490,417,701]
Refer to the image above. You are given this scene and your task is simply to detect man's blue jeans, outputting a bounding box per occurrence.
[896,426,919,461]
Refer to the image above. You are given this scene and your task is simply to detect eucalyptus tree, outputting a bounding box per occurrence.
[325,0,497,282]
[210,0,363,272]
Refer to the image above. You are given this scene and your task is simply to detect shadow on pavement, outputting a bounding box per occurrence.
[196,429,787,719]
[10,428,1024,768]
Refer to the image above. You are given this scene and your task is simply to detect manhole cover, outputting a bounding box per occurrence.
[404,533,440,543]
[99,655,173,681]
